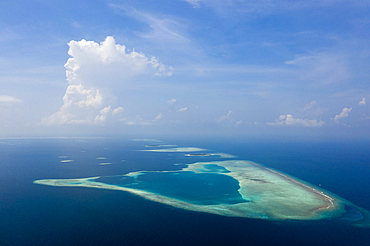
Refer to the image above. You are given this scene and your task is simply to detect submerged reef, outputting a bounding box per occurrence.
[34,158,370,227]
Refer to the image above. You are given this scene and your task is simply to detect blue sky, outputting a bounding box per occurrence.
[1,0,369,139]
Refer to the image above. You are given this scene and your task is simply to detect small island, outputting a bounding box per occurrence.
[185,153,212,156]
[141,147,207,152]
[185,153,235,158]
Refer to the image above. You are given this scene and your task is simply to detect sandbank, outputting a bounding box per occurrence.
[141,147,206,152]
[185,153,235,158]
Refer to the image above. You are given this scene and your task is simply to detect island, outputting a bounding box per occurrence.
[140,147,207,152]
[185,153,235,158]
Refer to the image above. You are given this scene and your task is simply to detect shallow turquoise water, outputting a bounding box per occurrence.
[198,164,231,173]
[96,170,248,205]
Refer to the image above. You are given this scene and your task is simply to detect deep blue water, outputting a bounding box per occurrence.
[0,138,369,246]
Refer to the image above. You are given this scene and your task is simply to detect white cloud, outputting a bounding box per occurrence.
[94,106,124,124]
[95,106,112,124]
[302,100,327,118]
[267,114,324,127]
[120,115,152,125]
[167,99,176,105]
[177,107,187,112]
[218,111,232,122]
[150,56,174,76]
[120,112,163,126]
[42,36,172,125]
[359,98,366,106]
[333,107,352,123]
[153,113,163,121]
[42,84,105,125]
[112,107,124,115]
[303,100,317,111]
[0,95,22,103]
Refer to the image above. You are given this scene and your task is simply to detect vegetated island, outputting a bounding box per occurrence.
[185,153,235,158]
[34,159,370,228]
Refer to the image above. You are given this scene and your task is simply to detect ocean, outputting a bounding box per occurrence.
[0,138,369,245]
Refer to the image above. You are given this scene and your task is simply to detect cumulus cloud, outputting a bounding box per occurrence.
[42,36,172,125]
[120,115,152,126]
[150,57,174,76]
[95,106,112,124]
[359,98,366,106]
[218,111,233,122]
[267,114,324,127]
[177,107,187,112]
[303,100,317,111]
[153,113,163,121]
[302,100,327,118]
[120,113,163,126]
[167,99,176,105]
[112,107,124,115]
[120,113,163,125]
[0,95,22,103]
[333,107,352,123]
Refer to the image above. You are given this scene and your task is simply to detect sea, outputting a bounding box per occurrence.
[0,137,369,246]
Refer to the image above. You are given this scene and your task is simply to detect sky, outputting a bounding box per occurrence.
[0,0,369,140]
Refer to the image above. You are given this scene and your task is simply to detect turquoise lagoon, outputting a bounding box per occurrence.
[95,169,247,206]
[34,145,370,227]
